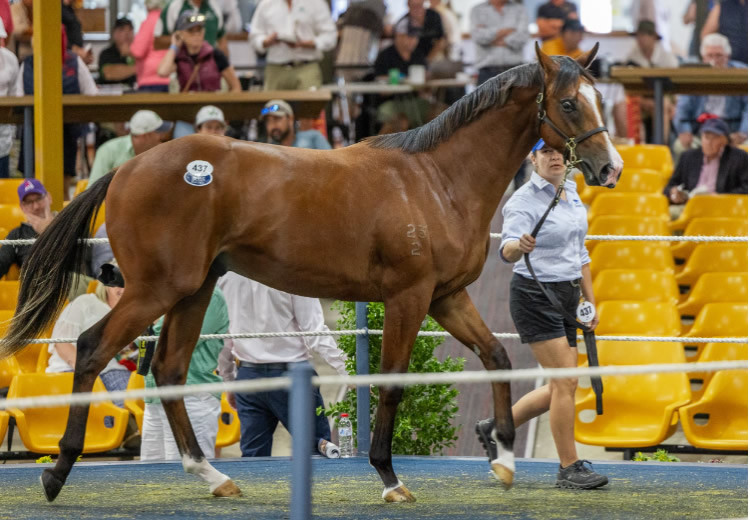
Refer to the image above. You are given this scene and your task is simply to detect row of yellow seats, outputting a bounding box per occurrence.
[0,372,241,454]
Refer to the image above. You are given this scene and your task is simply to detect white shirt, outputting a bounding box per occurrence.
[249,0,337,64]
[47,294,128,375]
[0,47,19,157]
[624,41,678,68]
[217,272,347,376]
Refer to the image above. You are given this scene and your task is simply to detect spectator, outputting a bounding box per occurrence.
[140,284,229,461]
[61,0,93,65]
[157,10,241,93]
[195,105,227,136]
[399,0,445,64]
[335,0,386,80]
[17,26,97,197]
[540,18,584,59]
[683,0,714,59]
[216,272,347,457]
[156,0,228,55]
[131,0,171,92]
[10,0,32,62]
[215,0,242,34]
[631,0,671,52]
[46,265,133,403]
[260,99,330,149]
[428,0,460,61]
[0,0,11,48]
[98,17,137,88]
[625,20,678,68]
[664,117,747,209]
[0,18,18,178]
[373,17,425,79]
[700,0,747,64]
[0,179,54,279]
[249,0,337,90]
[673,33,748,154]
[88,110,170,187]
[470,0,529,87]
[536,0,577,41]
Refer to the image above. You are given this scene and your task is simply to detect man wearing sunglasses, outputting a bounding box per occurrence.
[260,99,331,150]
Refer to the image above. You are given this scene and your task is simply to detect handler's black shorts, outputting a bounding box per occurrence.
[509,273,581,347]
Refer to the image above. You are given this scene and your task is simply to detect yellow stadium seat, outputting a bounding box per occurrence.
[590,241,675,279]
[73,180,88,197]
[587,193,669,223]
[576,340,691,448]
[216,393,241,449]
[2,264,19,281]
[0,309,38,373]
[678,370,748,451]
[0,354,19,391]
[573,172,586,195]
[124,373,144,433]
[0,410,8,445]
[587,216,669,250]
[596,301,682,337]
[669,195,748,233]
[86,279,98,294]
[593,269,679,305]
[36,343,51,373]
[682,303,748,361]
[689,342,747,399]
[0,204,25,232]
[678,273,748,317]
[579,168,665,205]
[91,202,105,235]
[0,280,19,310]
[739,144,748,152]
[615,144,673,179]
[0,179,24,205]
[674,244,747,287]
[7,372,128,454]
[671,218,748,261]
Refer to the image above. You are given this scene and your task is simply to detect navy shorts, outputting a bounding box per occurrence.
[509,273,581,347]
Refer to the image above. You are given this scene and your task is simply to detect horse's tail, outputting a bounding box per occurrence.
[0,170,116,359]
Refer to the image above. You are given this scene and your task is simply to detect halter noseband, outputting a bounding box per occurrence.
[535,90,608,171]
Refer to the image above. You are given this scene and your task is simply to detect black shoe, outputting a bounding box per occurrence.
[475,418,497,462]
[556,460,608,489]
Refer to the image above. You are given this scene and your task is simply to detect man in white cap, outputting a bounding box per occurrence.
[0,17,18,178]
[195,105,227,136]
[260,99,330,150]
[87,109,171,186]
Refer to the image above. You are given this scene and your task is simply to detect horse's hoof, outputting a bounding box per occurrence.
[40,469,65,502]
[212,479,242,497]
[383,484,416,503]
[491,462,514,490]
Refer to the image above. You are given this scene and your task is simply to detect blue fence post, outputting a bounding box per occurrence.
[290,361,314,520]
[355,301,370,455]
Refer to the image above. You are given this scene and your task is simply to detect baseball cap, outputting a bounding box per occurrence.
[176,10,206,31]
[195,105,226,128]
[531,139,546,153]
[17,178,47,202]
[129,110,171,135]
[260,100,294,119]
[631,20,661,40]
[700,117,730,138]
[562,19,585,33]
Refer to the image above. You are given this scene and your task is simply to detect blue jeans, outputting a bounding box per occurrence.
[235,363,331,457]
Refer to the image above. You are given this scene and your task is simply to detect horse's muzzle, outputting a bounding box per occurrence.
[599,163,620,188]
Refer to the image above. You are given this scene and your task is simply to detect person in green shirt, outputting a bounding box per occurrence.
[140,284,229,460]
[87,110,170,187]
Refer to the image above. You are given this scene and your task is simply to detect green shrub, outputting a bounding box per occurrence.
[632,449,680,462]
[322,301,464,455]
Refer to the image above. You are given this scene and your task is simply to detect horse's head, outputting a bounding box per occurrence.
[534,43,623,187]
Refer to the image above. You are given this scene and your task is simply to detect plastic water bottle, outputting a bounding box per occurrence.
[338,413,354,458]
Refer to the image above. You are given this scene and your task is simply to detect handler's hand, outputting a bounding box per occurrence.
[585,315,599,331]
[518,233,536,253]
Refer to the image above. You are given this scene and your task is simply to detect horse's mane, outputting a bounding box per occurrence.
[367,57,592,153]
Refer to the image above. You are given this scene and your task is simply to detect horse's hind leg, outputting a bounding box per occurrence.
[429,289,515,488]
[41,292,169,502]
[151,274,240,498]
[370,290,431,503]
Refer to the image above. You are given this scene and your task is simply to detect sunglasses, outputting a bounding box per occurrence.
[261,104,286,116]
[186,14,206,24]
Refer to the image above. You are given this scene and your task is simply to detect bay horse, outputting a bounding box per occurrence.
[0,44,622,503]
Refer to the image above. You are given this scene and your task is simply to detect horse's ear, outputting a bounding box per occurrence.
[576,42,600,70]
[535,41,558,78]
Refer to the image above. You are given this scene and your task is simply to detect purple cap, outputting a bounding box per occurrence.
[17,178,47,202]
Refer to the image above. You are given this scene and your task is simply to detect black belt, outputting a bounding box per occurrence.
[273,60,316,68]
[238,361,289,370]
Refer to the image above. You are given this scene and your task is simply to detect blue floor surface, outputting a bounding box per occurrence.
[0,456,746,519]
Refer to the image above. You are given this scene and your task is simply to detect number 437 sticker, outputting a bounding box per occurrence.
[184,160,214,186]
[576,301,596,322]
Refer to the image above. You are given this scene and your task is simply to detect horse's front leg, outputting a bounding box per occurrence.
[152,275,241,498]
[371,289,431,503]
[42,294,167,502]
[429,289,516,488]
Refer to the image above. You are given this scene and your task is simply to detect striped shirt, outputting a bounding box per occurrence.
[500,172,590,282]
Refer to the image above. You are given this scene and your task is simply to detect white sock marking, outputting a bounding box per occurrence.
[382,479,405,499]
[490,429,515,473]
[182,454,230,493]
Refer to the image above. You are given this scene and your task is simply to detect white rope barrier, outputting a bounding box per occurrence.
[25,330,748,344]
[0,360,745,412]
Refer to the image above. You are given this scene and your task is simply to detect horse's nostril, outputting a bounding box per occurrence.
[599,163,613,184]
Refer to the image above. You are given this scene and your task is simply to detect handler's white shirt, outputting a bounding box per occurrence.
[249,0,337,64]
[217,272,347,376]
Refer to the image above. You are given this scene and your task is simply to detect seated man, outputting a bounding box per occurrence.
[0,179,54,278]
[664,118,748,211]
[540,18,584,58]
[97,17,136,88]
[260,100,330,150]
[673,33,747,155]
[87,110,170,187]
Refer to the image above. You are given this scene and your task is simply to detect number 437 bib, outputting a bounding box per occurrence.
[184,160,214,186]
[576,301,596,322]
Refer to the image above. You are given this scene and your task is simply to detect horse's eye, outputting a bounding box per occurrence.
[561,100,576,113]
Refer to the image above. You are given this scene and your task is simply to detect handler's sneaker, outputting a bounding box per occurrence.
[475,418,497,462]
[556,460,608,489]
[318,439,340,459]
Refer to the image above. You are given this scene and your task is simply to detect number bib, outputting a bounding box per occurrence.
[576,300,596,322]
[184,160,214,186]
